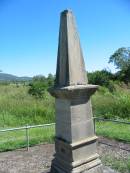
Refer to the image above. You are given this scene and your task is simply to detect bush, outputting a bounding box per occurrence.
[88,69,115,92]
[28,74,55,98]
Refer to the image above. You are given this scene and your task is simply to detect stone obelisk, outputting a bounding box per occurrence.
[49,10,103,173]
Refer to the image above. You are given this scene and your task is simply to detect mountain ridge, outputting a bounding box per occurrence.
[0,73,32,81]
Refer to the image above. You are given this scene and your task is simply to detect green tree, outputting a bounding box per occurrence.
[28,75,47,98]
[47,73,55,87]
[109,47,130,84]
[28,74,55,98]
[88,69,115,91]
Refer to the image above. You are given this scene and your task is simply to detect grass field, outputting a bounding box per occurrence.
[0,84,130,147]
[0,84,55,127]
[0,84,130,128]
[96,120,130,142]
[0,125,55,152]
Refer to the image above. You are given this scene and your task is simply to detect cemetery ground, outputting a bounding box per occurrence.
[0,84,130,172]
[0,137,130,173]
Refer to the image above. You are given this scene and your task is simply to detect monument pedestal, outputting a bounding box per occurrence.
[51,140,103,173]
[50,86,103,173]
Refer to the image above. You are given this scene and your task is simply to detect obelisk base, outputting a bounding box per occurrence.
[50,138,103,173]
[51,161,103,173]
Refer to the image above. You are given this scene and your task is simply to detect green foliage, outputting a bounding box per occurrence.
[88,69,115,92]
[47,73,55,87]
[0,85,55,127]
[109,47,130,70]
[0,81,10,85]
[28,74,55,98]
[102,154,130,173]
[0,83,130,127]
[109,47,130,84]
[92,86,130,119]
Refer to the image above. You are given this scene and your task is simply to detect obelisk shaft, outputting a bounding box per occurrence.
[55,10,87,87]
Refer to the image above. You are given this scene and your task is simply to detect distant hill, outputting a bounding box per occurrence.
[0,73,32,81]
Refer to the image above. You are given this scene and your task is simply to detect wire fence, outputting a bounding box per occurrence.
[94,117,130,125]
[0,117,130,151]
[0,123,55,152]
[94,117,130,145]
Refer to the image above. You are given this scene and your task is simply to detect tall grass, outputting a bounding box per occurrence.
[0,84,130,128]
[92,86,130,119]
[0,84,55,128]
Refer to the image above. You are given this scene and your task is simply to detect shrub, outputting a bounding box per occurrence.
[88,69,115,92]
[28,74,55,98]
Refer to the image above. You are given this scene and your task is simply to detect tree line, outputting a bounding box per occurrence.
[28,47,130,97]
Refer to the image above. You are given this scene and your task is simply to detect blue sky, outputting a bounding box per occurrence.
[0,0,130,77]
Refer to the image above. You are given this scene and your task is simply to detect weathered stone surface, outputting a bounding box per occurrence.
[51,159,103,173]
[55,10,87,87]
[55,97,95,143]
[45,167,117,173]
[49,9,103,173]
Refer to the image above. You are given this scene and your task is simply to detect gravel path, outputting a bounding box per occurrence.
[0,138,129,173]
[0,144,54,173]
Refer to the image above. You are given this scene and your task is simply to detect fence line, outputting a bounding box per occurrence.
[0,118,130,151]
[2,117,129,133]
[94,117,130,125]
[93,117,130,134]
[0,123,55,132]
[0,123,55,151]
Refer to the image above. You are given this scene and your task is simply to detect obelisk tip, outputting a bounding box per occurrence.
[61,9,72,15]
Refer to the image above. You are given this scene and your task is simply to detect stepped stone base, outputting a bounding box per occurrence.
[51,162,103,173]
[50,137,103,173]
[50,135,103,173]
[45,166,117,173]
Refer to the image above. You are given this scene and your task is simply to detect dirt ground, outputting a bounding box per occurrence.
[0,137,129,173]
